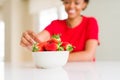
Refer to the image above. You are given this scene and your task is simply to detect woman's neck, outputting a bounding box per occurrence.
[66,16,82,28]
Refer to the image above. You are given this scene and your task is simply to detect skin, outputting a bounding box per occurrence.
[20,0,98,62]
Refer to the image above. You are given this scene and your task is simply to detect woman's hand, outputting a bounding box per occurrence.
[20,30,41,47]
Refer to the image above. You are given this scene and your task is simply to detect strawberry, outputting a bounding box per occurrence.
[48,38,59,44]
[44,40,58,51]
[32,34,74,52]
[32,42,46,52]
[37,42,46,51]
[51,34,61,42]
[61,42,74,52]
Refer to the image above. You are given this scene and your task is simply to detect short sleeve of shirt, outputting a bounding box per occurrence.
[86,17,99,41]
[44,20,57,36]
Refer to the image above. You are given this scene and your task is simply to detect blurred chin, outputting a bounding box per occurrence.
[68,15,75,19]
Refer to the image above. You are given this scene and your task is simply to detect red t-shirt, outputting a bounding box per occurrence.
[45,16,99,52]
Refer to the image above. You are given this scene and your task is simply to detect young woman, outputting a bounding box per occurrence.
[20,0,99,62]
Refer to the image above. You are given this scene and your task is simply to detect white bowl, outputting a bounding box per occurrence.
[32,51,69,69]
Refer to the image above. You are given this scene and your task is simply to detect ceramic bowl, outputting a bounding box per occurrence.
[32,51,69,69]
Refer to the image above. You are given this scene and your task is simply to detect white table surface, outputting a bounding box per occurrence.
[0,61,120,80]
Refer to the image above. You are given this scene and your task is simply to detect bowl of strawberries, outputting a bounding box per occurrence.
[32,34,74,69]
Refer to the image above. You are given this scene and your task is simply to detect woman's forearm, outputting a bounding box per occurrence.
[68,51,95,62]
[68,39,98,62]
[37,30,51,42]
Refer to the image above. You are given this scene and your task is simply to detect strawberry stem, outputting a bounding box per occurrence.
[66,46,74,52]
[32,43,39,52]
[52,34,60,39]
[57,47,64,51]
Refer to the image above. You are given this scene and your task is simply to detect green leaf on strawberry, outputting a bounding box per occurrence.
[32,43,39,52]
[57,46,64,51]
[66,45,74,52]
[58,42,62,47]
[51,34,61,42]
[61,42,74,52]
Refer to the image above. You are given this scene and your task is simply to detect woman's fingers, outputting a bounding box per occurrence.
[20,30,41,47]
[20,37,31,47]
[28,30,41,43]
[23,31,34,45]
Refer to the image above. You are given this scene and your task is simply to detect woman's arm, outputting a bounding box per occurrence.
[20,30,50,47]
[37,30,51,42]
[68,39,98,62]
